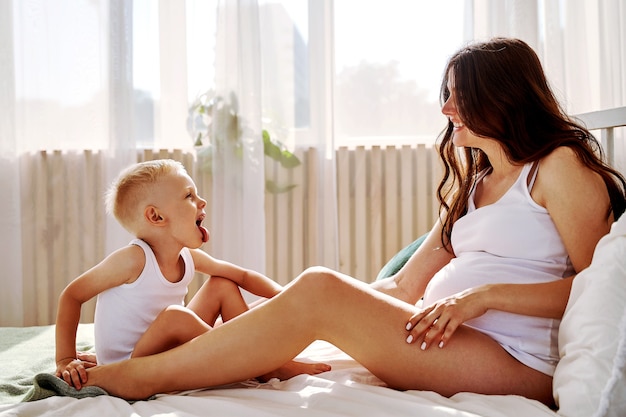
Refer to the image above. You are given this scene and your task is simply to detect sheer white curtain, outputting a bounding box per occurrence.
[307,0,339,269]
[0,0,137,326]
[0,0,21,326]
[256,0,338,272]
[0,0,197,326]
[0,0,337,326]
[210,0,266,275]
[106,0,138,254]
[4,0,622,327]
[470,0,625,113]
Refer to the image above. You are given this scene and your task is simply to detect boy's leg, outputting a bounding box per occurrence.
[188,276,331,380]
[134,277,248,359]
[186,276,249,325]
[132,305,211,358]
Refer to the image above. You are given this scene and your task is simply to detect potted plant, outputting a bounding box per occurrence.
[188,90,301,193]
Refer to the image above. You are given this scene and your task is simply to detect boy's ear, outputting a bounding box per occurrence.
[145,206,165,225]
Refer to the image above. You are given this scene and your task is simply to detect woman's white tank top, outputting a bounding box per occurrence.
[423,162,574,376]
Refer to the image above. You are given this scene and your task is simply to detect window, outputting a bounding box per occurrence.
[333,0,466,147]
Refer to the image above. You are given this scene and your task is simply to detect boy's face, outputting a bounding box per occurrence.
[152,170,209,247]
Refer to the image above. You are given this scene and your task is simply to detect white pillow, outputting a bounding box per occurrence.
[594,310,626,417]
[554,214,626,417]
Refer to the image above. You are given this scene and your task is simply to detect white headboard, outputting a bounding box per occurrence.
[575,106,626,166]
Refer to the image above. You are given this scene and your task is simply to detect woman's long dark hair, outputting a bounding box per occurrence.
[436,37,626,250]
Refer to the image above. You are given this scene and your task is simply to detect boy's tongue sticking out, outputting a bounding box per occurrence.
[198,223,209,243]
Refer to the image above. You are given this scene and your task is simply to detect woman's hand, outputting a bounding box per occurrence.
[55,352,97,389]
[405,285,490,350]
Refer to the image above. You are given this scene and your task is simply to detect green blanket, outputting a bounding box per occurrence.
[0,324,95,404]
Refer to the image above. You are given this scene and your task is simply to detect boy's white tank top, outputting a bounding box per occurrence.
[423,162,574,376]
[94,239,195,364]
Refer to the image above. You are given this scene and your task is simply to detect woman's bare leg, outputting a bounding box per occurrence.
[86,267,553,405]
[135,276,330,380]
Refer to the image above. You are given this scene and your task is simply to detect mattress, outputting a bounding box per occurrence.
[0,324,557,417]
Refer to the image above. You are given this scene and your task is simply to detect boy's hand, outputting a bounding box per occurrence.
[55,355,96,389]
[76,351,97,366]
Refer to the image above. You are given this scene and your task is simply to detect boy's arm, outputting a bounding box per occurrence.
[55,287,86,366]
[55,245,144,388]
[190,249,282,299]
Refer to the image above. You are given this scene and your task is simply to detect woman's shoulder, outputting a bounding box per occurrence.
[538,146,590,183]
[533,146,606,206]
[539,146,579,169]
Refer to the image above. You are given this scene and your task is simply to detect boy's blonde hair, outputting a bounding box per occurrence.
[105,159,187,233]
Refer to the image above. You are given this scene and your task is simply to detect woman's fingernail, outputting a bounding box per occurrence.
[438,341,444,348]
[420,342,427,351]
[406,322,412,330]
[406,335,413,344]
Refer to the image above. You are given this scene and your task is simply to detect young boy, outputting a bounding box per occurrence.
[55,159,329,389]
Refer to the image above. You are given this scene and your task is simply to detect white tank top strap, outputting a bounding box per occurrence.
[526,161,540,191]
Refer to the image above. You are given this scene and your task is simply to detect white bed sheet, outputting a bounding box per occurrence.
[0,340,557,417]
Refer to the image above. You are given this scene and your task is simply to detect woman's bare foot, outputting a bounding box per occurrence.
[257,360,331,382]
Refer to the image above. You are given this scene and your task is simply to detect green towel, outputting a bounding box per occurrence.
[0,324,95,404]
[22,373,108,402]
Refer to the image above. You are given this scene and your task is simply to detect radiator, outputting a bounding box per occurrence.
[18,145,440,325]
[20,150,106,325]
[335,145,440,281]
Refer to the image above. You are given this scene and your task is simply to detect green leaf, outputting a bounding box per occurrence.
[263,130,301,168]
[265,180,298,194]
[279,151,301,168]
[263,131,282,161]
[194,133,203,147]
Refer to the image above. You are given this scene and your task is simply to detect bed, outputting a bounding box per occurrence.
[1,107,625,417]
[0,324,561,417]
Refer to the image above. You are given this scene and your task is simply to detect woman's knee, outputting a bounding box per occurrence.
[293,266,345,295]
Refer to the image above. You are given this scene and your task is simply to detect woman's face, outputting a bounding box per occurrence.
[441,72,483,148]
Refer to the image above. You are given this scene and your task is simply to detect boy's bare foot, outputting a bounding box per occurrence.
[257,360,331,382]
